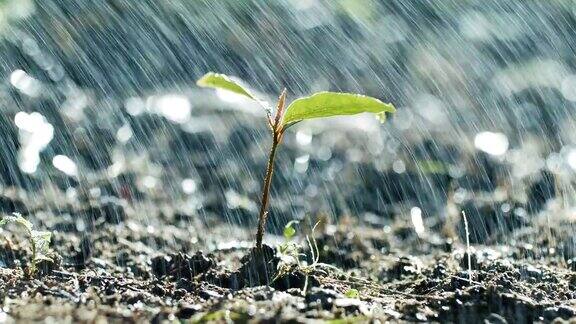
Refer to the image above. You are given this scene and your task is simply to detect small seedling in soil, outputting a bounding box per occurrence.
[276,220,304,270]
[345,288,360,298]
[197,72,395,250]
[274,220,339,293]
[0,213,53,276]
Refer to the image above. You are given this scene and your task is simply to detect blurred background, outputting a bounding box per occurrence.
[0,0,575,244]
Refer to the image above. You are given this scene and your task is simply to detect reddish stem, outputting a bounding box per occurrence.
[255,89,287,249]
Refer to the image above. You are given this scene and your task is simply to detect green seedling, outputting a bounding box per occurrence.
[0,213,53,275]
[283,220,298,240]
[275,220,339,294]
[277,220,305,269]
[197,72,395,249]
[344,288,360,299]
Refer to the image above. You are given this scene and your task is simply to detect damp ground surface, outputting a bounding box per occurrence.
[0,96,575,323]
[0,207,575,323]
[0,115,575,323]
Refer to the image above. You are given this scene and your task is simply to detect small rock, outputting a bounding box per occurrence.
[36,255,60,276]
[239,245,278,287]
[385,256,420,280]
[557,305,576,319]
[175,278,195,292]
[151,252,215,279]
[305,287,339,310]
[198,289,222,300]
[189,252,215,276]
[151,255,170,278]
[334,297,363,308]
[176,304,202,319]
[83,197,127,226]
[272,269,319,291]
[173,288,187,299]
[459,251,479,271]
[99,197,127,224]
[521,265,542,280]
[543,307,559,320]
[150,284,165,296]
[415,312,428,321]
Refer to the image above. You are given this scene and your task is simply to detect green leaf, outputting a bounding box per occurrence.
[197,72,256,100]
[196,72,270,113]
[282,92,395,127]
[31,230,52,251]
[0,213,33,232]
[344,288,360,298]
[283,220,299,240]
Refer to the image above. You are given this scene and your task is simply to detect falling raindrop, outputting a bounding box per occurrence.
[52,155,78,177]
[410,207,425,237]
[474,132,509,156]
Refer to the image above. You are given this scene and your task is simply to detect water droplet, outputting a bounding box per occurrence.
[52,155,78,177]
[153,94,191,124]
[116,124,133,143]
[9,69,41,97]
[295,154,310,173]
[561,74,576,102]
[410,207,425,236]
[474,131,508,156]
[567,149,576,170]
[392,160,406,174]
[296,130,312,146]
[181,179,197,194]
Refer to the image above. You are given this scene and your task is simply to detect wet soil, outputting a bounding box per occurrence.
[0,101,575,323]
[0,197,575,323]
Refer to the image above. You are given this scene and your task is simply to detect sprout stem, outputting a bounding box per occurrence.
[256,134,280,249]
[255,89,287,250]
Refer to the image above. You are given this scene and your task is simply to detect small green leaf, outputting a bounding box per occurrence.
[31,230,52,251]
[344,288,360,298]
[281,92,395,127]
[0,213,33,232]
[283,220,299,240]
[197,72,256,100]
[196,72,270,113]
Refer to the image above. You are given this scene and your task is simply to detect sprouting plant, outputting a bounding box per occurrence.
[275,220,338,294]
[0,213,53,275]
[197,72,395,249]
[344,288,360,299]
[277,220,305,269]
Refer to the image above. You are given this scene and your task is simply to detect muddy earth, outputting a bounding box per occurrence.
[0,111,575,323]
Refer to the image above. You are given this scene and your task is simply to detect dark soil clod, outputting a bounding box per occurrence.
[239,244,278,287]
[151,252,215,279]
[272,269,319,291]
